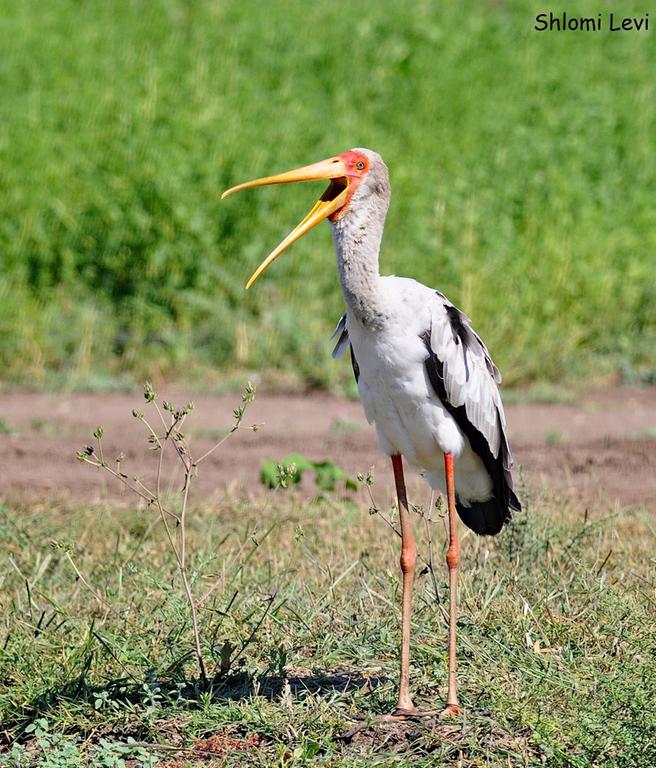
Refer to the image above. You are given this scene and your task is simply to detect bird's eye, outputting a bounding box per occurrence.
[356,160,365,171]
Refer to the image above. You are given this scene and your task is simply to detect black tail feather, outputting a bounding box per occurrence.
[456,488,521,537]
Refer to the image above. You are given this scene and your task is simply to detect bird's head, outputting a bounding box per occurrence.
[222,148,388,288]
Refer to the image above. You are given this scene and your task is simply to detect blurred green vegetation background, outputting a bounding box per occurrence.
[1,0,654,391]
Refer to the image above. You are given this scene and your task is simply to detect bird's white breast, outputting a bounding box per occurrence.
[347,278,466,467]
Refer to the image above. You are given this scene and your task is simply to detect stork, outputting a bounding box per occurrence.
[222,149,520,719]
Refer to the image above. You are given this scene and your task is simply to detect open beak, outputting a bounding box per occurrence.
[221,156,349,288]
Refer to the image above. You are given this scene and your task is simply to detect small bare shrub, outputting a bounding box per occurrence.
[77,382,257,684]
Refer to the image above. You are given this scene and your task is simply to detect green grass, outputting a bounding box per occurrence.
[1,487,654,766]
[1,0,655,390]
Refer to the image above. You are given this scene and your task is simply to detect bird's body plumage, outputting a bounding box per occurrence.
[333,277,519,534]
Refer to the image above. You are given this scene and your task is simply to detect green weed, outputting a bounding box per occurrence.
[260,454,357,492]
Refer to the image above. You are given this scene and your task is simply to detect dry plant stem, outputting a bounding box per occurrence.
[178,468,206,683]
[194,425,239,466]
[152,411,208,684]
[88,453,154,506]
[86,451,180,525]
[63,551,109,610]
[154,401,192,475]
[62,550,112,624]
[422,491,442,607]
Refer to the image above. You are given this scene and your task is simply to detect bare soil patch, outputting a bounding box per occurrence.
[1,387,654,509]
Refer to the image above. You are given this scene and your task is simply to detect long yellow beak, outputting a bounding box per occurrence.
[221,156,349,288]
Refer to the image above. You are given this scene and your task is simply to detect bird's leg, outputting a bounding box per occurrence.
[391,453,417,715]
[442,452,461,716]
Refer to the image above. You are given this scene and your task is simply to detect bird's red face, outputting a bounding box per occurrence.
[321,150,370,222]
[222,149,371,287]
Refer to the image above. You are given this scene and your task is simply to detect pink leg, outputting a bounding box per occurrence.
[442,452,460,715]
[391,454,417,715]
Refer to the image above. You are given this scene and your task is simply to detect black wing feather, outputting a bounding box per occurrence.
[422,324,520,536]
[350,345,360,383]
[331,312,360,383]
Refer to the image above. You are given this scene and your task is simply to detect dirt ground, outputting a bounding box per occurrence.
[1,387,655,510]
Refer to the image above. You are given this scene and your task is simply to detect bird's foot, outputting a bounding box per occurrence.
[372,706,445,722]
[439,703,460,718]
[354,703,461,723]
[385,703,460,721]
[390,706,419,720]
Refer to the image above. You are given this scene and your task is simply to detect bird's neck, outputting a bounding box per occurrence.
[330,197,389,328]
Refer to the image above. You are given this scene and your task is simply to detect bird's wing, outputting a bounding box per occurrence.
[330,313,349,359]
[423,290,520,534]
[331,312,360,382]
[424,291,510,468]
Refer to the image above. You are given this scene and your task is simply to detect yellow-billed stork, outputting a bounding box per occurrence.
[222,149,520,719]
